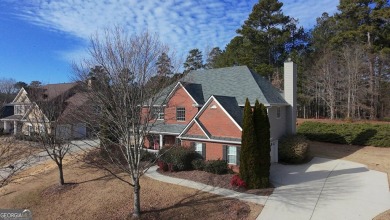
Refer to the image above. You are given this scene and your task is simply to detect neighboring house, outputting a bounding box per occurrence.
[144,61,297,169]
[0,82,89,139]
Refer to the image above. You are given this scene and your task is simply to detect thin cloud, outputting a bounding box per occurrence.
[6,0,338,62]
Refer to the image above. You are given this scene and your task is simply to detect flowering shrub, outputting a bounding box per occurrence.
[157,160,168,172]
[230,175,246,189]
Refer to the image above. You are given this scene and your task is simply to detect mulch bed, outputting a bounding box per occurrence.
[157,169,273,196]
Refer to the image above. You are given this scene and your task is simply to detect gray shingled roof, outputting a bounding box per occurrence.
[149,121,187,134]
[0,114,23,120]
[182,66,287,106]
[155,66,287,106]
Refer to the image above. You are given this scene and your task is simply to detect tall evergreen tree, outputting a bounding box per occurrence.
[205,47,222,69]
[240,98,263,188]
[254,100,271,187]
[183,48,203,73]
[156,52,173,76]
[237,0,291,78]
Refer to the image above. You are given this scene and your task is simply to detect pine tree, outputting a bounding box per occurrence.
[205,47,222,69]
[183,48,203,73]
[156,52,173,76]
[236,0,292,78]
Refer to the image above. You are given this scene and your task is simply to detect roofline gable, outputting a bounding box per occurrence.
[212,96,242,131]
[178,95,242,139]
[12,88,28,103]
[178,118,210,139]
[166,82,199,106]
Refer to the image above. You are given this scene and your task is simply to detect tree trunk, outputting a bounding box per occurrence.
[133,180,141,218]
[58,163,64,185]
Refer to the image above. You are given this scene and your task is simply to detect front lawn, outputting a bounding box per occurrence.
[0,158,262,219]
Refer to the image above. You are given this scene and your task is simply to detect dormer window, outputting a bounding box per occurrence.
[14,105,25,115]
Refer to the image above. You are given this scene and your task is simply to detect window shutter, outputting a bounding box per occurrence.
[236,146,241,166]
[222,145,227,161]
[202,143,206,159]
[190,142,195,149]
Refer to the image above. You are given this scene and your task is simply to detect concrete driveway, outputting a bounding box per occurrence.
[258,157,390,220]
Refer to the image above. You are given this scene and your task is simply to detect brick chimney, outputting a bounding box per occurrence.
[284,60,297,135]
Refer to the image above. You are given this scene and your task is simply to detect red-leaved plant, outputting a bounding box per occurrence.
[157,160,168,172]
[230,174,246,189]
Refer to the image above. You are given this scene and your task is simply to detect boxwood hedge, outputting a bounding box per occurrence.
[297,121,390,147]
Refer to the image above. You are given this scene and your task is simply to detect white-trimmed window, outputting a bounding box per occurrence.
[276,107,281,119]
[195,142,203,155]
[227,146,237,165]
[176,107,185,121]
[153,107,164,120]
[14,105,25,115]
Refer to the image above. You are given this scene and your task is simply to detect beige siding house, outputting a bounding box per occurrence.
[0,82,89,139]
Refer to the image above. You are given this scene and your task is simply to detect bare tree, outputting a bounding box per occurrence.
[74,28,178,218]
[341,44,369,119]
[0,78,17,105]
[0,137,35,188]
[25,88,75,185]
[309,48,342,119]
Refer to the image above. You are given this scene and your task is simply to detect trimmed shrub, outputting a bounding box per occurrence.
[279,135,310,164]
[230,174,246,189]
[204,159,229,174]
[140,150,157,162]
[15,133,40,142]
[192,159,205,171]
[298,121,390,147]
[159,146,201,171]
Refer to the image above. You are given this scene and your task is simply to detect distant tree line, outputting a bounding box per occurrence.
[180,0,390,120]
[0,79,44,105]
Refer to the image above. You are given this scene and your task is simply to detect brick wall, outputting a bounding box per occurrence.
[197,99,241,138]
[165,86,198,124]
[182,140,240,172]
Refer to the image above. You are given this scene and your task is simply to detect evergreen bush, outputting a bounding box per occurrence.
[279,135,310,164]
[203,159,229,174]
[159,146,201,171]
[298,121,390,147]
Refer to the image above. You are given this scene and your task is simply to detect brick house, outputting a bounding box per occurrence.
[144,61,297,169]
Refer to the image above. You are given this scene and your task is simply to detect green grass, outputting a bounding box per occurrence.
[297,122,390,147]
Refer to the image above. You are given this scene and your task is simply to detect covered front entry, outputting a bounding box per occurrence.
[145,134,178,150]
[2,120,21,135]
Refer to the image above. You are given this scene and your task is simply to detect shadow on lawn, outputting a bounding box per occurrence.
[307,128,378,161]
[141,190,252,220]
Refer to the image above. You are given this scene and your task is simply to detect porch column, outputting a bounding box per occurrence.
[159,134,163,149]
[4,121,8,133]
[13,121,17,135]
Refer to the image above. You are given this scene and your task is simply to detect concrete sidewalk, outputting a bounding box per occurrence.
[145,166,268,205]
[258,157,390,220]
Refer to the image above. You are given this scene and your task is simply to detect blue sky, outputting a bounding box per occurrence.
[0,0,338,84]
